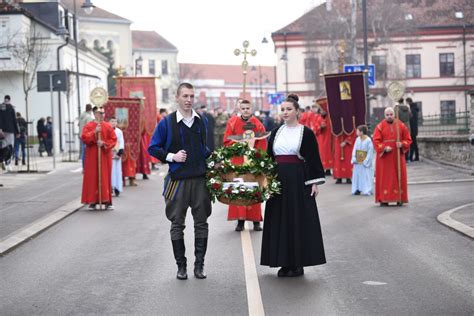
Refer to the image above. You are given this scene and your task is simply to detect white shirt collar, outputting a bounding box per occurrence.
[176,109,200,123]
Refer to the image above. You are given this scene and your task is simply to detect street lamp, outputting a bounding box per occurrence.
[361,0,370,125]
[73,0,94,138]
[455,11,468,114]
[281,32,289,94]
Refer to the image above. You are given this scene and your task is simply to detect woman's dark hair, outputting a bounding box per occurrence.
[285,93,300,110]
[357,124,368,135]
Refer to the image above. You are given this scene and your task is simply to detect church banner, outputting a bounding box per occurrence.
[324,72,366,136]
[116,77,158,136]
[104,97,143,162]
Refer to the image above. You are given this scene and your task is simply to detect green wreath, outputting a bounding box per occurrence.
[206,142,281,204]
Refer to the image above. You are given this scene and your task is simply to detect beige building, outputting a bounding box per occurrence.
[272,0,473,119]
[132,30,179,109]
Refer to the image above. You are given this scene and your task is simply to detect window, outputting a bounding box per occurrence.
[135,58,143,75]
[161,60,168,75]
[439,53,454,77]
[149,59,155,75]
[406,54,421,78]
[304,58,319,82]
[162,88,169,103]
[372,55,387,80]
[440,100,456,125]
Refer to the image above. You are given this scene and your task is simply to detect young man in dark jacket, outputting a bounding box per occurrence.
[0,95,19,171]
[148,82,212,280]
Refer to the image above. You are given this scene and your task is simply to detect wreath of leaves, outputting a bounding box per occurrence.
[206,142,281,203]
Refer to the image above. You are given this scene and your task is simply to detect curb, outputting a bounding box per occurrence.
[437,203,474,239]
[0,198,84,256]
[408,178,474,185]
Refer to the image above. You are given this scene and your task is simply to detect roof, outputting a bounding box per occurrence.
[179,63,275,85]
[132,30,177,51]
[274,0,473,36]
[60,0,131,23]
[0,3,59,33]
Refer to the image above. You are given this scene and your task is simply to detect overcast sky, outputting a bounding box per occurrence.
[92,0,324,66]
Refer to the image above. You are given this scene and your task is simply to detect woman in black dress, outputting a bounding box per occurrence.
[260,94,326,277]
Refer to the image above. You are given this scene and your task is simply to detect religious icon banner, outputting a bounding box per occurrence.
[116,77,158,136]
[324,71,366,136]
[104,97,142,162]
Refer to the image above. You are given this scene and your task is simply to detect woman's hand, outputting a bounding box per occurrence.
[310,184,319,197]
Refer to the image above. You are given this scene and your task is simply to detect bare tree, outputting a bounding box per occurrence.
[7,23,50,171]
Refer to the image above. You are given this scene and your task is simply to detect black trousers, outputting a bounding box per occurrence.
[409,134,419,161]
[165,176,212,240]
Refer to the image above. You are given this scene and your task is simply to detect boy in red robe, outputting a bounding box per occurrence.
[373,107,412,206]
[223,100,267,232]
[81,107,117,210]
[333,132,356,184]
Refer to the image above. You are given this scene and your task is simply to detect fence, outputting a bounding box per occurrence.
[418,111,470,136]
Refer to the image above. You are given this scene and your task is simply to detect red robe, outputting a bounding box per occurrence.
[150,114,162,164]
[373,119,412,203]
[223,115,267,221]
[122,157,137,178]
[81,121,117,204]
[136,132,151,175]
[311,114,334,170]
[333,132,356,179]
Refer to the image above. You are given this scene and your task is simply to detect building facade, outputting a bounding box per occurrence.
[179,63,276,114]
[132,30,178,109]
[272,0,473,118]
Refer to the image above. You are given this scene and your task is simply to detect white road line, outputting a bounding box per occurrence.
[70,168,83,173]
[241,222,265,316]
[437,203,474,239]
[408,178,474,185]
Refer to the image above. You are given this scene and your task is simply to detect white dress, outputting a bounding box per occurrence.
[111,128,124,192]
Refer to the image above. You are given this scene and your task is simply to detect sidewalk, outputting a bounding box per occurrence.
[406,159,473,239]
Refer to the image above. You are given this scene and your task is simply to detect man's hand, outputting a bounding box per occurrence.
[95,125,101,133]
[396,142,402,148]
[97,140,104,147]
[340,141,346,147]
[321,122,326,128]
[173,150,187,162]
[310,184,319,197]
[385,146,392,152]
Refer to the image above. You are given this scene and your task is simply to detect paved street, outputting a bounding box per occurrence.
[0,159,473,315]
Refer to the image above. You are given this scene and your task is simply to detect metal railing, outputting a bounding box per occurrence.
[418,111,470,136]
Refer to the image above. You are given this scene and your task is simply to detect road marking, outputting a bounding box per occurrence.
[437,203,474,239]
[363,281,387,286]
[408,178,474,185]
[0,198,83,256]
[241,222,265,316]
[70,168,83,173]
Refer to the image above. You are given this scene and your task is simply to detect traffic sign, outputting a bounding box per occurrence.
[267,93,285,105]
[343,64,376,87]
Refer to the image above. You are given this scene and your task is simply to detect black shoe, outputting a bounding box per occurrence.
[194,238,208,279]
[22,159,26,165]
[346,179,352,184]
[396,202,403,206]
[114,188,120,197]
[354,190,361,195]
[235,220,245,231]
[380,202,389,207]
[288,267,304,277]
[143,174,149,180]
[253,222,262,231]
[171,239,188,280]
[335,179,342,184]
[325,169,332,176]
[89,204,96,210]
[15,159,18,166]
[277,267,290,277]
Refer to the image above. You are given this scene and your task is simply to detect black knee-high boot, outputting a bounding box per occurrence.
[171,239,187,280]
[194,238,208,279]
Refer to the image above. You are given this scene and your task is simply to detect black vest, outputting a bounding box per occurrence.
[168,117,207,180]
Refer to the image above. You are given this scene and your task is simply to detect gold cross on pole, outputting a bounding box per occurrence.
[234,40,257,97]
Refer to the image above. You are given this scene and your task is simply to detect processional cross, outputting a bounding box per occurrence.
[234,40,257,97]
